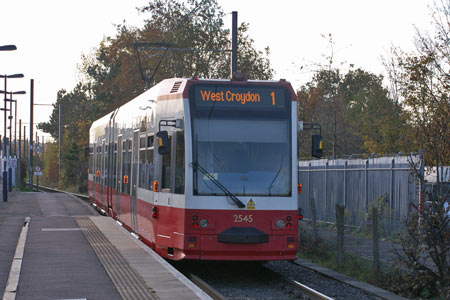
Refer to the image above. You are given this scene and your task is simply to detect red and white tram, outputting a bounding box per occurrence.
[88,75,301,260]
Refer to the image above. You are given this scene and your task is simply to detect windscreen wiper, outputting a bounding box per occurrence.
[191,162,246,208]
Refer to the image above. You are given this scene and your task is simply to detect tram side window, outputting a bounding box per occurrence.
[104,145,109,183]
[161,136,172,190]
[96,146,101,175]
[138,136,146,189]
[175,131,185,194]
[138,135,155,190]
[113,143,117,189]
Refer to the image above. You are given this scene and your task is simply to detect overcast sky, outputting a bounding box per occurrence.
[0,0,434,140]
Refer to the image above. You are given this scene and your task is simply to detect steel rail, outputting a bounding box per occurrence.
[187,267,334,300]
[279,274,335,300]
[29,184,89,201]
[186,273,227,300]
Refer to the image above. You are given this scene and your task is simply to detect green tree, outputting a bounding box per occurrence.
[62,141,86,190]
[38,0,274,189]
[383,1,450,297]
[41,142,59,188]
[297,68,412,158]
[297,68,353,157]
[78,0,274,113]
[340,69,414,154]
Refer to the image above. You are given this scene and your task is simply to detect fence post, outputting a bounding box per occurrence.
[311,197,318,246]
[372,207,380,276]
[325,161,328,221]
[344,161,347,207]
[365,159,369,216]
[336,204,345,268]
[390,158,394,231]
[308,162,311,216]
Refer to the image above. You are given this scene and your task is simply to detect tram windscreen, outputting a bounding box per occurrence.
[191,84,292,197]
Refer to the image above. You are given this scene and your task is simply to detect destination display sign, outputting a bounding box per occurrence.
[193,85,287,109]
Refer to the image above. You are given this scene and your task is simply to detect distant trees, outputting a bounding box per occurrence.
[297,67,414,158]
[385,5,450,168]
[381,1,450,298]
[38,0,274,189]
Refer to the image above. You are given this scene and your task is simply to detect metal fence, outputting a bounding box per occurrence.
[298,154,423,230]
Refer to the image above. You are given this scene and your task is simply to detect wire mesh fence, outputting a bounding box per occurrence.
[298,154,423,232]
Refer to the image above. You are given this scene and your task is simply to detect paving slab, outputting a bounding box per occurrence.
[0,190,212,300]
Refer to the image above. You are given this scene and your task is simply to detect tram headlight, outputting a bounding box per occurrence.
[276,219,286,228]
[199,219,209,228]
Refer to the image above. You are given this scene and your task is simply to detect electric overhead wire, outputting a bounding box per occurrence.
[134,0,213,87]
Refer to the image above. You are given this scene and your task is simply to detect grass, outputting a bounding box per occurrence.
[17,185,35,192]
[298,229,384,286]
[298,247,379,285]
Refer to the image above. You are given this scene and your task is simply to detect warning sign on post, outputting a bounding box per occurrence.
[7,158,17,169]
[35,143,42,155]
[34,166,43,176]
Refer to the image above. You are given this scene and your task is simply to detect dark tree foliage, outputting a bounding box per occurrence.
[297,68,413,158]
[382,1,450,298]
[38,0,274,189]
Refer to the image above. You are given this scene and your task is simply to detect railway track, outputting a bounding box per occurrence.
[175,261,335,300]
[278,274,334,300]
[189,270,334,300]
[29,184,89,201]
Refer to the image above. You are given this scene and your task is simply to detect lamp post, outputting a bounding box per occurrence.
[0,73,24,201]
[1,90,26,191]
[2,90,26,155]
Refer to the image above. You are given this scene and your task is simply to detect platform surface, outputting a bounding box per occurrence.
[0,189,211,300]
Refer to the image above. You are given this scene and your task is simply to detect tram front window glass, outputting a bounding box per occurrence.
[193,118,291,196]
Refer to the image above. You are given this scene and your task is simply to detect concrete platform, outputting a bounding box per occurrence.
[0,190,212,300]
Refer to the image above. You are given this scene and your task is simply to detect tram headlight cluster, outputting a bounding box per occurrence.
[276,219,286,228]
[192,215,209,229]
[274,216,293,229]
[199,219,209,228]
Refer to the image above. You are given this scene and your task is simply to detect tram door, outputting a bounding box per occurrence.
[106,141,113,216]
[92,143,97,205]
[131,131,139,232]
[101,139,106,208]
[105,121,114,216]
[116,135,123,220]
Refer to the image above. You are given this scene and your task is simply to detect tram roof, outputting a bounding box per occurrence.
[89,77,297,137]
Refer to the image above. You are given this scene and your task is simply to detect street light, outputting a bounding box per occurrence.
[0,90,26,156]
[0,45,17,51]
[0,73,24,200]
[0,74,24,154]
